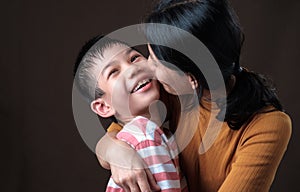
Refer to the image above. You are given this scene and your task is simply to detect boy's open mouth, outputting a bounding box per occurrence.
[131,79,152,93]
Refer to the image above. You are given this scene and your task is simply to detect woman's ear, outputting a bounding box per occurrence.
[226,75,236,93]
[187,73,199,90]
[90,98,115,118]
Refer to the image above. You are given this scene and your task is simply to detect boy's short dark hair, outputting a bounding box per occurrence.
[73,35,130,103]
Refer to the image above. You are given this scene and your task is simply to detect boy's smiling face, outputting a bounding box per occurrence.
[95,43,160,122]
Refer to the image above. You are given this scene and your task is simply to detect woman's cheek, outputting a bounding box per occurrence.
[162,82,177,95]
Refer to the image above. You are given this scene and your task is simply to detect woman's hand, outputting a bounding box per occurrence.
[110,164,160,192]
[96,131,160,192]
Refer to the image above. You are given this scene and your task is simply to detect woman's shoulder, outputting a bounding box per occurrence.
[251,107,292,127]
[242,107,292,142]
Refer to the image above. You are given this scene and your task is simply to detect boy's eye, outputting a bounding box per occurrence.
[130,54,141,63]
[108,69,118,78]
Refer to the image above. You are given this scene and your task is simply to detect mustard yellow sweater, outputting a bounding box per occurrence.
[107,101,291,192]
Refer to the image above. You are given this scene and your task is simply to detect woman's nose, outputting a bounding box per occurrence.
[147,56,158,72]
[147,44,159,69]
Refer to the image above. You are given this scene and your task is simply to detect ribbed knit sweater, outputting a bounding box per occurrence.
[179,99,292,191]
[107,100,291,192]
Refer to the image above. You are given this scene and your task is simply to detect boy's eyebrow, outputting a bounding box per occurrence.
[101,48,134,76]
[101,60,118,77]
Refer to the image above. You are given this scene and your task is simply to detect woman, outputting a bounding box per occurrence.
[98,0,292,191]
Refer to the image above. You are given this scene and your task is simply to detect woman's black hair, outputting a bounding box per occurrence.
[145,0,282,130]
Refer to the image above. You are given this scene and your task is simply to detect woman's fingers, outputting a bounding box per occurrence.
[135,169,153,192]
[145,168,161,191]
[111,167,149,192]
[118,177,140,192]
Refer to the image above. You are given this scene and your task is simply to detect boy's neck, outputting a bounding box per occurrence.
[116,100,165,127]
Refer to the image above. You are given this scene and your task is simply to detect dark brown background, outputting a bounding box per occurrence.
[1,0,299,191]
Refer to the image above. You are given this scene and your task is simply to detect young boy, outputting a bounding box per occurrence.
[73,35,187,192]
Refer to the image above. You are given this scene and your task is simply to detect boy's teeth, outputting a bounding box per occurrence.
[133,79,150,93]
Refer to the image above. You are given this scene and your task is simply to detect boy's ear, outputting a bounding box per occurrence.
[187,73,199,90]
[90,98,115,118]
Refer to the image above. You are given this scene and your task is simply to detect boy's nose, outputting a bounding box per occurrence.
[124,64,142,79]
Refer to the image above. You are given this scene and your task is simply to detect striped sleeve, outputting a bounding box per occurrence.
[111,116,183,192]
